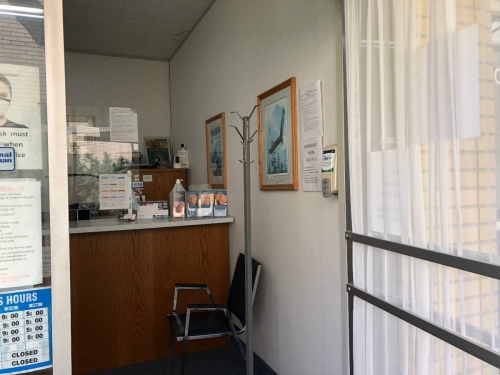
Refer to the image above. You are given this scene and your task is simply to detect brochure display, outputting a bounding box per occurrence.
[186,191,199,218]
[214,190,227,217]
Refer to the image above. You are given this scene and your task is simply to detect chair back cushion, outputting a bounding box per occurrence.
[226,253,261,328]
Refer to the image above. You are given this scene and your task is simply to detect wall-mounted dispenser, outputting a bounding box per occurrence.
[322,144,338,197]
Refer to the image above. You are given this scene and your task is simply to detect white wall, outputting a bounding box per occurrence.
[170,1,345,374]
[64,53,170,154]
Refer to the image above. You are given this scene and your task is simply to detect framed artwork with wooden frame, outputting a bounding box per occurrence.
[205,112,227,188]
[144,137,171,167]
[257,77,298,191]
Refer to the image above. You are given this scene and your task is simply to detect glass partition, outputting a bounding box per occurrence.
[66,106,139,219]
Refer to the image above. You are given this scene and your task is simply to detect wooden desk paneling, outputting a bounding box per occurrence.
[138,169,187,201]
[70,224,229,375]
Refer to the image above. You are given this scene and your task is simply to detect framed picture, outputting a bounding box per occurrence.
[205,113,227,188]
[144,137,171,167]
[258,77,298,190]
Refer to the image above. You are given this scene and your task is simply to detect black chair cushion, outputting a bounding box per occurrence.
[167,311,233,339]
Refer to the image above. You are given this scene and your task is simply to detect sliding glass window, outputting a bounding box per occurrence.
[344,0,500,373]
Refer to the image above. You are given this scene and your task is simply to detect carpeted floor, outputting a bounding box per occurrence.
[87,346,277,375]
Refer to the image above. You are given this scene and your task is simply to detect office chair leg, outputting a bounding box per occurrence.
[181,336,188,375]
[234,335,246,361]
[167,333,174,375]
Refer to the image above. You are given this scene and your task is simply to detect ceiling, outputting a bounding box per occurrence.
[62,0,215,61]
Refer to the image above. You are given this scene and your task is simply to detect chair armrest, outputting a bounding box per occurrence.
[172,284,215,312]
[183,304,229,341]
[175,283,208,290]
[187,304,226,311]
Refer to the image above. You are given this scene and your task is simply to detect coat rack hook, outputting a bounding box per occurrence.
[230,111,243,120]
[230,125,244,141]
[248,130,259,143]
[248,104,260,120]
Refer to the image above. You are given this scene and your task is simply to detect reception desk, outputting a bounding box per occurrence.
[69,217,234,375]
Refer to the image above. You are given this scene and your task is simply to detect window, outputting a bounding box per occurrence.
[344,0,500,373]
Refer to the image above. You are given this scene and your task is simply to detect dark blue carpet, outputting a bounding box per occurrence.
[87,346,277,375]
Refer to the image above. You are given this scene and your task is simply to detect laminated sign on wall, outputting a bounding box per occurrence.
[0,180,42,289]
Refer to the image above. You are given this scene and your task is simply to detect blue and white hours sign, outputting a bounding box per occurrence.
[0,287,51,374]
[0,147,15,172]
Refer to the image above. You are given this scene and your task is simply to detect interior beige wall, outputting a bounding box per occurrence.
[170,0,346,373]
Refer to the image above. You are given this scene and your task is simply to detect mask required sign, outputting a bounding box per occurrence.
[0,147,15,171]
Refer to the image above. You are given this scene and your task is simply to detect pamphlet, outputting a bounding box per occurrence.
[199,190,214,217]
[137,201,169,219]
[214,190,227,217]
[186,191,199,218]
[172,191,186,218]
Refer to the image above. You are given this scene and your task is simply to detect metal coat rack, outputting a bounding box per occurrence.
[230,105,259,375]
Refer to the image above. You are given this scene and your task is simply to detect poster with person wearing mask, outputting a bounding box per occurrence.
[0,64,42,170]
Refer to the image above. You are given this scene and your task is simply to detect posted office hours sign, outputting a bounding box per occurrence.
[0,287,52,373]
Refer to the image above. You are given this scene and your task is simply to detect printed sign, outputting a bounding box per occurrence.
[143,175,153,182]
[0,180,42,289]
[0,148,15,172]
[42,247,50,279]
[109,107,138,143]
[99,174,129,210]
[0,64,42,170]
[301,137,322,192]
[0,287,52,374]
[132,182,143,189]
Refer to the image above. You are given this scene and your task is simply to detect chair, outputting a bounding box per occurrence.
[166,253,262,375]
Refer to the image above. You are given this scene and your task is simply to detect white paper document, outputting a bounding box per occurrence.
[301,137,323,192]
[299,81,324,139]
[0,180,43,288]
[109,107,138,142]
[99,174,130,210]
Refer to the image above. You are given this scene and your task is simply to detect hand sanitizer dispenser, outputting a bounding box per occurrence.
[322,144,338,197]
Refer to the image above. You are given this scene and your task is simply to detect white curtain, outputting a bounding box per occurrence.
[345,0,499,374]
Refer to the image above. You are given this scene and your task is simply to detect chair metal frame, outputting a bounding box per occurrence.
[167,265,262,375]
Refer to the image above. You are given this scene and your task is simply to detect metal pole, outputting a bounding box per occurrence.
[242,115,253,375]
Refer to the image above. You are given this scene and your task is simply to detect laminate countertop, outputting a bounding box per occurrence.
[42,216,234,235]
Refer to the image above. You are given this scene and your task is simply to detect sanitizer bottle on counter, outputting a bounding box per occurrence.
[178,143,189,169]
[170,179,186,218]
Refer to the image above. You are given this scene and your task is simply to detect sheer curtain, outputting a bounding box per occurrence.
[345,0,499,374]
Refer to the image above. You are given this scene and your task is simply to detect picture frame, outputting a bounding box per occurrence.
[205,113,227,188]
[144,136,171,167]
[258,77,298,191]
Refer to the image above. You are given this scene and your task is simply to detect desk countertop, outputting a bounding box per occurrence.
[42,216,234,235]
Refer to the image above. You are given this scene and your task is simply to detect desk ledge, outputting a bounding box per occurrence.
[43,217,234,235]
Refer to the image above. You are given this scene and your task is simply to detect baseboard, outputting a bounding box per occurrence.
[240,342,278,375]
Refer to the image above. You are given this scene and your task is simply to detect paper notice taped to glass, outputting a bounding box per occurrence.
[109,107,138,142]
[0,180,42,288]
